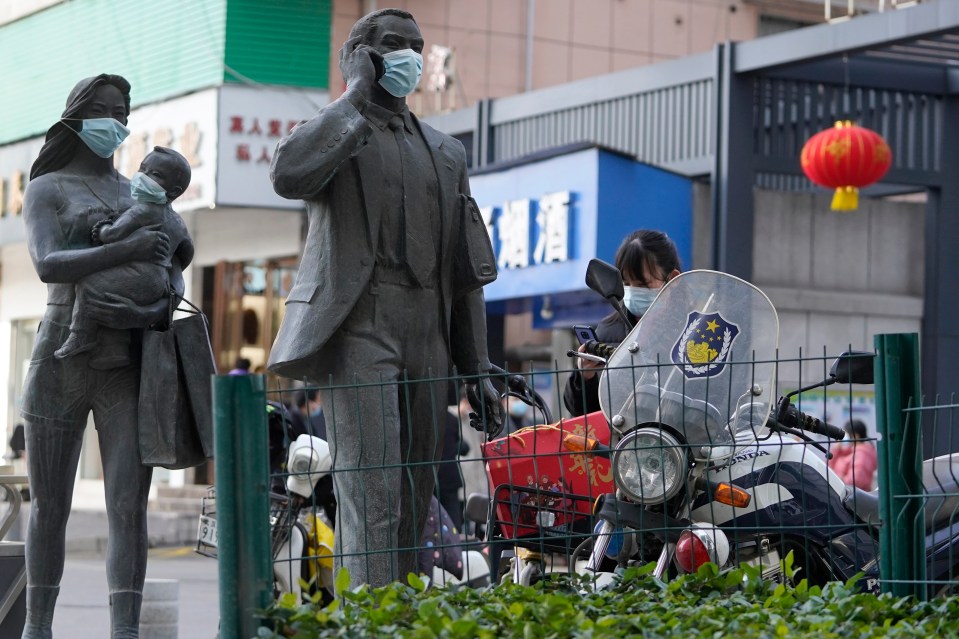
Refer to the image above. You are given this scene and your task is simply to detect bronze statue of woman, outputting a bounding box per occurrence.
[20,74,188,639]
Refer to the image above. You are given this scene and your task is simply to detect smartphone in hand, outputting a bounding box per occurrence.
[573,325,598,346]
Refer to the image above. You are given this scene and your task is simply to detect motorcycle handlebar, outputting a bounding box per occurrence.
[488,364,554,425]
[778,402,846,440]
[582,340,616,359]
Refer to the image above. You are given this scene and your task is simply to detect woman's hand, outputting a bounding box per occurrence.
[86,292,166,329]
[120,225,170,263]
[576,343,605,381]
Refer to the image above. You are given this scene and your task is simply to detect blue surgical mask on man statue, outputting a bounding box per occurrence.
[622,286,659,317]
[378,49,423,97]
[130,172,168,204]
[69,117,130,158]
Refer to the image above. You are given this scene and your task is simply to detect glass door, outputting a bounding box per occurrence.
[209,257,299,375]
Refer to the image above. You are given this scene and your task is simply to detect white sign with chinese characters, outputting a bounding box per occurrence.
[481,191,572,270]
[216,85,329,209]
[117,87,218,212]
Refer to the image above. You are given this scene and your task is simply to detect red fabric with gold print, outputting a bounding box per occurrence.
[482,411,613,540]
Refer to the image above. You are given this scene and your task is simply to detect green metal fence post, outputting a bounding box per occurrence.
[214,374,272,638]
[874,333,925,599]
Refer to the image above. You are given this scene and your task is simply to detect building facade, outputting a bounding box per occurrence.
[0,0,334,485]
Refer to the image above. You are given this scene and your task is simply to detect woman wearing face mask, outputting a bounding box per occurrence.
[20,74,180,638]
[563,230,681,417]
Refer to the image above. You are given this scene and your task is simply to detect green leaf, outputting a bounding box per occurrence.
[334,567,351,595]
[408,572,426,593]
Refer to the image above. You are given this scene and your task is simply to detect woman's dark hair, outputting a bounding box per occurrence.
[614,229,682,286]
[30,74,132,180]
[846,419,868,439]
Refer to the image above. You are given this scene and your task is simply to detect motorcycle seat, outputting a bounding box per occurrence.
[843,487,880,527]
[843,453,959,532]
[922,453,959,531]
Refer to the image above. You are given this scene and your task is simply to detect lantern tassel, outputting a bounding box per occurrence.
[831,186,859,211]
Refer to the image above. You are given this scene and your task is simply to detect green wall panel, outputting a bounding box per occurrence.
[0,0,227,145]
[224,0,330,89]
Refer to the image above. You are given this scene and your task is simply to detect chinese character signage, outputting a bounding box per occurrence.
[483,192,572,271]
[216,85,329,209]
[468,146,692,303]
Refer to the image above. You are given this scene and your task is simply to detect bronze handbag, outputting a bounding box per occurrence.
[451,193,497,298]
[138,294,215,469]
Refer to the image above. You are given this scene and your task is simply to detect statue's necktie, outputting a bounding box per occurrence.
[389,115,436,286]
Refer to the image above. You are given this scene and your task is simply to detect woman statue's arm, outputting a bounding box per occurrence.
[84,255,187,330]
[23,177,169,283]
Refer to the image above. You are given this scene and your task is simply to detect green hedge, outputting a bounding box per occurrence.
[256,561,959,639]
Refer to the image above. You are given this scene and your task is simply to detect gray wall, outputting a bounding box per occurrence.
[693,185,924,387]
[753,189,923,387]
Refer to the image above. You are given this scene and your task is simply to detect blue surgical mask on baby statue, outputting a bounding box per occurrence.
[378,49,423,97]
[622,286,659,317]
[130,172,168,204]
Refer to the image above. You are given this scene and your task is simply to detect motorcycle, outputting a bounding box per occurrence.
[573,260,959,595]
[197,402,491,601]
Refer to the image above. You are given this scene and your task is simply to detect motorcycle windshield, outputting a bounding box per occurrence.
[599,270,779,463]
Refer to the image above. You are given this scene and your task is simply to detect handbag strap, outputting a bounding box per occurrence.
[172,291,203,316]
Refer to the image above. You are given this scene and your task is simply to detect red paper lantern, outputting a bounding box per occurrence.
[800,121,893,211]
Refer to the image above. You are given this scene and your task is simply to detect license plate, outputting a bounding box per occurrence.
[197,515,218,548]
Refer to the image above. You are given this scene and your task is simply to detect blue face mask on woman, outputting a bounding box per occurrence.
[509,401,529,419]
[67,117,130,158]
[378,49,423,97]
[622,286,659,317]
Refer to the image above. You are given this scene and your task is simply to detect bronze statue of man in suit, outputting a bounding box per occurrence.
[268,8,502,588]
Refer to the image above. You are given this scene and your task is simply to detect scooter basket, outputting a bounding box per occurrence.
[482,411,613,542]
[489,483,600,554]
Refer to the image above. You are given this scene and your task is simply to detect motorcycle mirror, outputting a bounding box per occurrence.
[830,351,875,385]
[585,259,635,329]
[585,259,624,301]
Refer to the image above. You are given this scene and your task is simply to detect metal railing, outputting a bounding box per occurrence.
[212,332,957,634]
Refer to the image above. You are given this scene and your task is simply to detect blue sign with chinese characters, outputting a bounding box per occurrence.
[468,145,693,324]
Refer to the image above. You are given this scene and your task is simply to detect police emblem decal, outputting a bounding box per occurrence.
[671,311,740,379]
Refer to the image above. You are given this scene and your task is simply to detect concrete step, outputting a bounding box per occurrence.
[8,508,201,553]
[154,484,212,500]
[148,496,203,515]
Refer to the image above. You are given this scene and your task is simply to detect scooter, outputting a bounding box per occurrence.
[575,260,959,595]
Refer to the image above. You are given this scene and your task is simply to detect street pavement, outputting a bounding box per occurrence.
[6,488,221,639]
[54,546,220,639]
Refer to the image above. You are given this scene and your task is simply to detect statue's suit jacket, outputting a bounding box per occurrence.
[267,93,491,381]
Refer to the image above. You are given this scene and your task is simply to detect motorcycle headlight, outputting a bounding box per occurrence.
[612,428,687,504]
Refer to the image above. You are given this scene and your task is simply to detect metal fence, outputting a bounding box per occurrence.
[211,332,958,636]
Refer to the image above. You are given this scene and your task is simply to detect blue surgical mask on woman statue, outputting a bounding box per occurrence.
[68,117,130,158]
[378,49,423,97]
[622,286,659,317]
[130,172,168,204]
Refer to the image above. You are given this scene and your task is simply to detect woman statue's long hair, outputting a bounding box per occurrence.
[30,73,131,180]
